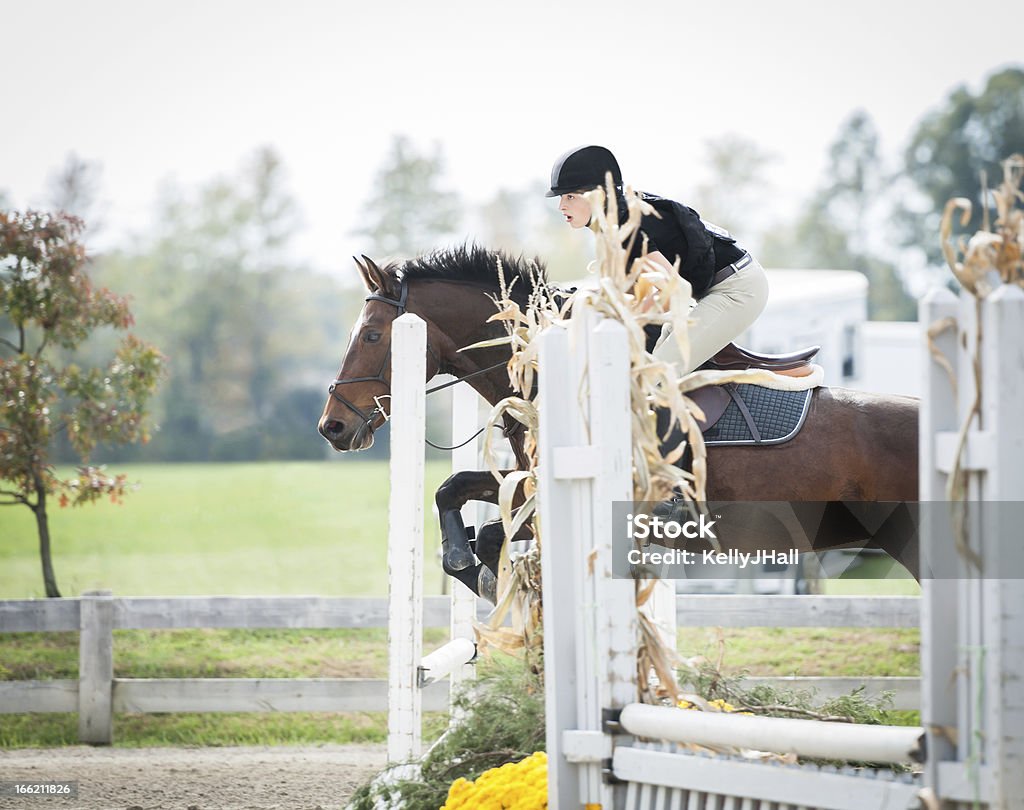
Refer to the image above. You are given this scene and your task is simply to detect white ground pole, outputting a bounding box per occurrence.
[386,314,426,763]
[619,703,921,764]
[920,284,1024,807]
[539,315,639,810]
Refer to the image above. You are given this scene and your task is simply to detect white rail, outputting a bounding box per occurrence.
[619,703,922,765]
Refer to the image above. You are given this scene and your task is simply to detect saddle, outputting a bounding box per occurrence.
[702,342,819,375]
[686,342,820,445]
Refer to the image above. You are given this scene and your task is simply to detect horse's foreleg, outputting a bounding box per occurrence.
[475,517,534,574]
[447,517,533,605]
[435,469,522,574]
[435,469,511,510]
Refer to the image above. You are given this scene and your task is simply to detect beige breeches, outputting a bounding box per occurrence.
[653,255,769,374]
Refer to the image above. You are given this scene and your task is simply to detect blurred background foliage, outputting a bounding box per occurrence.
[4,66,1022,464]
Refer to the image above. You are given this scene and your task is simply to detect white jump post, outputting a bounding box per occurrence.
[538,314,639,809]
[920,283,1024,807]
[539,313,932,808]
[387,315,480,764]
[387,314,427,763]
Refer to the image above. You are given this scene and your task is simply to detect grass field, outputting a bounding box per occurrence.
[0,460,920,747]
[0,460,453,598]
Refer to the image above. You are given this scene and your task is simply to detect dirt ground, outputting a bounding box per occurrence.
[0,744,387,810]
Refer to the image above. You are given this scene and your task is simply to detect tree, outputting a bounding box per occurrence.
[761,111,916,319]
[1,211,162,596]
[692,134,778,253]
[901,67,1024,265]
[47,153,105,235]
[91,148,347,462]
[355,135,462,257]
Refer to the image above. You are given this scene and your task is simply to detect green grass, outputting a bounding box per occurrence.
[677,627,919,677]
[0,628,451,681]
[0,711,392,749]
[0,460,452,598]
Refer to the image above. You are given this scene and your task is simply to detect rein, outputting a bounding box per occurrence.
[327,274,510,451]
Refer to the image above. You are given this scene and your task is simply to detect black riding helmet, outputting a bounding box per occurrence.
[546,145,622,197]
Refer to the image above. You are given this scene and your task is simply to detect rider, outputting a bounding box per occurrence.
[548,144,769,373]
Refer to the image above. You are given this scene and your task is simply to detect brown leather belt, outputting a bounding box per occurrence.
[710,252,752,288]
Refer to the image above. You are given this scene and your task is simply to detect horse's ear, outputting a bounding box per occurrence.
[353,256,373,291]
[361,254,395,297]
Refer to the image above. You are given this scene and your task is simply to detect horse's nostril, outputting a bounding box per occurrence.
[320,420,344,440]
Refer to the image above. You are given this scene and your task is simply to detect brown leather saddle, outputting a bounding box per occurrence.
[689,342,820,438]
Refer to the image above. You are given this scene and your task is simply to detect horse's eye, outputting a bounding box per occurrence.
[364,331,382,344]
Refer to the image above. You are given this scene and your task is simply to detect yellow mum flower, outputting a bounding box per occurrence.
[440,751,548,810]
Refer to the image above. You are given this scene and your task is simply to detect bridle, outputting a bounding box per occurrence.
[326,274,509,450]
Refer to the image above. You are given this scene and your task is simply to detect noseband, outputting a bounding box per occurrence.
[326,276,415,433]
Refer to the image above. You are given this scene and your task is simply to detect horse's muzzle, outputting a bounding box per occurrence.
[318,416,375,452]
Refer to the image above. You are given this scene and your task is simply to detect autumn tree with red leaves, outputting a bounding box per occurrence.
[1,210,162,597]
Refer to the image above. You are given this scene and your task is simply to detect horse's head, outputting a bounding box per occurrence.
[318,255,435,452]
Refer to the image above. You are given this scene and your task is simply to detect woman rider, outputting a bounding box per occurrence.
[548,144,769,373]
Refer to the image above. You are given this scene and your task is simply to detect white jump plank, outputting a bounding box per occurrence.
[613,748,920,809]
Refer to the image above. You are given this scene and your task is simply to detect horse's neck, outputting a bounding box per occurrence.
[429,285,529,470]
[417,281,515,408]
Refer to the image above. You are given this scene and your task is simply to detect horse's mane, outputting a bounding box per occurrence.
[389,244,548,299]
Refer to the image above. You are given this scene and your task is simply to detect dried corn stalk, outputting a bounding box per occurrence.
[940,153,1024,295]
[936,154,1024,570]
[471,177,786,704]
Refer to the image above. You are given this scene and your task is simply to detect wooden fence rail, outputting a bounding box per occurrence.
[0,591,921,743]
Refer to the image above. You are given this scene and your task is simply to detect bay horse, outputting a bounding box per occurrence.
[318,246,920,598]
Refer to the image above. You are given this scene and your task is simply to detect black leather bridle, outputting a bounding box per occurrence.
[326,274,508,449]
[326,277,412,435]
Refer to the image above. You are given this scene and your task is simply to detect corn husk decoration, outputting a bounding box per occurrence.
[936,154,1024,570]
[940,153,1024,295]
[471,175,796,704]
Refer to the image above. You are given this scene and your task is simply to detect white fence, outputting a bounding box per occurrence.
[0,591,918,744]
[535,313,927,809]
[0,592,466,744]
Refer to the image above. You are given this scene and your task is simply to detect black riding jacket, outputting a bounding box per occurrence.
[623,191,746,299]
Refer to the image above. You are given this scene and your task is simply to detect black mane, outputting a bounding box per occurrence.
[391,244,548,298]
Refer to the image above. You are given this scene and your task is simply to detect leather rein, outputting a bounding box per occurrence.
[326,274,509,451]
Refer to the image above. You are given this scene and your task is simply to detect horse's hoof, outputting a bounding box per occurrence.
[477,566,497,604]
[442,541,475,574]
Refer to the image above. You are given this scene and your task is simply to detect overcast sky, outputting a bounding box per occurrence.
[4,0,1021,273]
